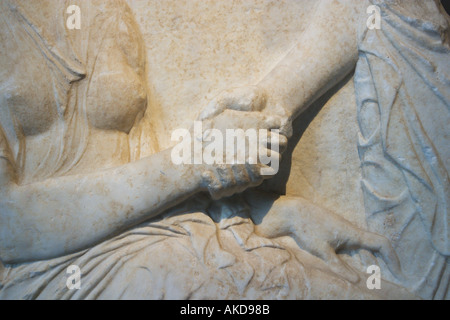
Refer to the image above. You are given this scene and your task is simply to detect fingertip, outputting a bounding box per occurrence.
[259,165,278,177]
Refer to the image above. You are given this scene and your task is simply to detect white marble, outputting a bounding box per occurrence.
[0,0,448,299]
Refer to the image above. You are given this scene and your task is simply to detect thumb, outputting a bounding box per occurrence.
[198,98,226,121]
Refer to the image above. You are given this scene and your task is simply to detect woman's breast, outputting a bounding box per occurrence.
[85,30,148,134]
[0,33,58,137]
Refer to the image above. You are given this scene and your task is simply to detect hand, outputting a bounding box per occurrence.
[194,86,292,199]
[197,126,286,200]
[292,208,405,284]
[199,85,293,139]
[247,192,405,284]
[200,162,271,200]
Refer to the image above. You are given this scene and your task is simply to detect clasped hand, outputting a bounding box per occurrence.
[196,85,291,200]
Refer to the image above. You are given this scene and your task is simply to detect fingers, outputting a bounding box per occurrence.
[228,109,283,131]
[280,118,293,139]
[221,86,267,112]
[200,86,267,119]
[311,243,360,284]
[198,104,286,199]
[198,96,226,121]
[259,130,288,154]
[201,170,223,200]
[342,229,405,282]
[200,126,283,198]
[247,162,283,185]
[363,234,405,282]
[202,162,268,200]
[203,165,238,199]
[325,249,360,284]
[231,164,265,194]
[197,86,292,157]
[301,208,404,283]
[198,110,287,157]
[198,86,267,121]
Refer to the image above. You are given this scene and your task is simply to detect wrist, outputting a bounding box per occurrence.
[256,91,293,138]
[259,74,294,118]
[190,163,210,193]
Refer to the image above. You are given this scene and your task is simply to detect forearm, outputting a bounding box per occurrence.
[258,0,365,120]
[0,148,202,263]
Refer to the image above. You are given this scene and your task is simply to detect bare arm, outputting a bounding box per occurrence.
[258,0,368,121]
[0,145,203,264]
[0,113,278,264]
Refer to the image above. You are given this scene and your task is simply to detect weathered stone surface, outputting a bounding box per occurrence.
[0,0,448,300]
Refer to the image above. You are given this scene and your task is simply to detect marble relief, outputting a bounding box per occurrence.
[0,0,448,300]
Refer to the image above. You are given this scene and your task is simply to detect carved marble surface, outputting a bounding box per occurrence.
[0,0,448,300]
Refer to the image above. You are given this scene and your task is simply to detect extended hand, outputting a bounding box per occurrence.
[198,85,293,139]
[247,192,405,284]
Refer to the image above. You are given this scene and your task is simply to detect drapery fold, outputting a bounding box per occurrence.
[355,0,449,298]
